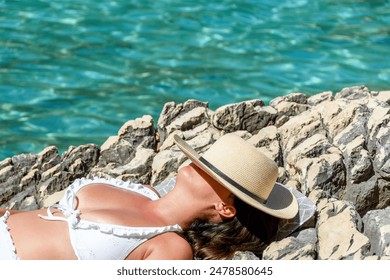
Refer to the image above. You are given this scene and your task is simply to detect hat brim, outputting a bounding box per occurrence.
[174,135,299,220]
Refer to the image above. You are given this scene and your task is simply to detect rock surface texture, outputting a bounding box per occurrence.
[1,86,390,260]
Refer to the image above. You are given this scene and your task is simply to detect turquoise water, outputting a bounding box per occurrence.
[1,0,390,160]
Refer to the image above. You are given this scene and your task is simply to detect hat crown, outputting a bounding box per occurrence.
[201,134,278,201]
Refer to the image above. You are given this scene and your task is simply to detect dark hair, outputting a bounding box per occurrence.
[183,198,280,260]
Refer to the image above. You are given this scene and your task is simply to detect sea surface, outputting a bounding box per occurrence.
[1,0,389,159]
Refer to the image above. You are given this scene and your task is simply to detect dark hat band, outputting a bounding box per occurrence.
[199,156,267,205]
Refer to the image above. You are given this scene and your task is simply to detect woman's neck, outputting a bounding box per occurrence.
[147,183,211,230]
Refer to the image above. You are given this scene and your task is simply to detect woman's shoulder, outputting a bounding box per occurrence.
[130,232,193,260]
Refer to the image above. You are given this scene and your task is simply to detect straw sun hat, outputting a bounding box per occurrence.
[174,133,298,220]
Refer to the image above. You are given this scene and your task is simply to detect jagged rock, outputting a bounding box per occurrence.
[19,195,38,211]
[151,149,183,186]
[262,228,317,260]
[344,176,379,217]
[98,136,133,166]
[6,187,37,211]
[35,144,99,207]
[118,115,156,149]
[294,152,346,196]
[32,146,61,173]
[181,131,217,154]
[157,100,211,143]
[333,105,370,148]
[307,91,334,106]
[0,165,15,205]
[377,178,390,209]
[316,199,370,259]
[339,135,374,185]
[372,126,390,180]
[366,106,390,154]
[231,251,259,260]
[0,153,38,207]
[110,148,155,184]
[61,144,99,174]
[270,93,310,126]
[362,207,390,257]
[335,85,372,100]
[212,99,276,134]
[325,100,369,144]
[278,110,325,160]
[375,90,390,104]
[97,115,156,168]
[270,92,308,106]
[248,126,282,165]
[10,153,37,173]
[286,133,332,167]
[42,189,66,208]
[0,157,12,170]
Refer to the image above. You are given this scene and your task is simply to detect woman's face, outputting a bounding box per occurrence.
[177,163,235,206]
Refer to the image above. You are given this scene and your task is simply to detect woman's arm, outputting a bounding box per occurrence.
[144,236,193,260]
[0,208,24,216]
[128,233,193,260]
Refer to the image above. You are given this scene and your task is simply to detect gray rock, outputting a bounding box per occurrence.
[366,106,390,155]
[34,144,99,207]
[269,93,309,126]
[362,207,390,257]
[335,85,372,100]
[262,228,317,260]
[372,126,390,180]
[332,111,369,148]
[279,110,325,160]
[339,135,374,185]
[231,251,260,260]
[98,136,134,166]
[62,144,99,176]
[307,91,334,106]
[344,176,379,217]
[212,99,277,134]
[294,152,346,196]
[270,92,308,106]
[114,148,155,184]
[32,146,61,173]
[151,149,183,186]
[248,126,282,165]
[316,199,370,260]
[157,100,211,143]
[274,101,310,127]
[374,90,390,104]
[118,115,156,149]
[377,178,390,209]
[285,134,332,167]
[0,153,38,207]
[325,100,369,143]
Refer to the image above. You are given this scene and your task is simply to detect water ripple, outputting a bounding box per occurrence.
[1,0,389,159]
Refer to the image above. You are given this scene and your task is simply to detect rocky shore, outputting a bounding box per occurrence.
[1,86,389,260]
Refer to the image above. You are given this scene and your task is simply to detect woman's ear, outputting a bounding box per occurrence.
[215,202,236,219]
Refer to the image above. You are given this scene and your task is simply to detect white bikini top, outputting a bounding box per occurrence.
[39,177,182,260]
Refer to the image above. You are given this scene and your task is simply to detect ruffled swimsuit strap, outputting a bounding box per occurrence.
[75,219,182,238]
[38,187,80,227]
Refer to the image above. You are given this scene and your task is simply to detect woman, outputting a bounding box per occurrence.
[1,133,299,260]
